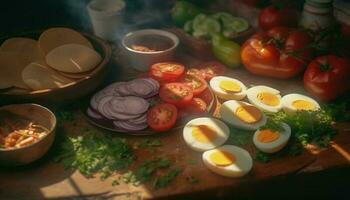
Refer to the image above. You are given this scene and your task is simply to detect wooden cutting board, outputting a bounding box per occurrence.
[0,51,349,200]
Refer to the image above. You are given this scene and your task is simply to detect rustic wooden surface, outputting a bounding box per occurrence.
[0,50,349,200]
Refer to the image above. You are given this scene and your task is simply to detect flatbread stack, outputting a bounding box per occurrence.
[0,27,102,92]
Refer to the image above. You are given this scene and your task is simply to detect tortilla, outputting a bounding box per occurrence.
[0,52,31,89]
[46,43,101,73]
[22,62,74,90]
[38,27,93,56]
[0,37,45,64]
[58,70,94,79]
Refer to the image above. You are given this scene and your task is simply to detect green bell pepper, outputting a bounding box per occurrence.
[212,34,241,68]
[172,1,202,27]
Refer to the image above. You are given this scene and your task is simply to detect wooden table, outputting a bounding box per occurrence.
[1,50,349,200]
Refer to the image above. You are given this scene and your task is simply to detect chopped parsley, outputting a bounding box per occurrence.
[55,132,135,180]
[131,157,171,184]
[138,139,162,153]
[153,168,182,189]
[186,176,199,184]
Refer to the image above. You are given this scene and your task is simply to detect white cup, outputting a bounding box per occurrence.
[87,0,125,41]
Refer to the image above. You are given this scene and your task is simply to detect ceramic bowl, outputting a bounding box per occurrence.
[121,29,179,72]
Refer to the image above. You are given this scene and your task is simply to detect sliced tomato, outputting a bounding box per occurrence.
[147,103,178,132]
[159,83,193,107]
[180,74,208,96]
[150,62,185,83]
[195,61,226,81]
[185,98,207,113]
[186,68,206,80]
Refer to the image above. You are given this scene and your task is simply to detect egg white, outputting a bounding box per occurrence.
[253,122,291,153]
[220,100,267,131]
[281,93,320,115]
[183,117,230,152]
[209,76,247,100]
[202,145,253,178]
[246,85,282,113]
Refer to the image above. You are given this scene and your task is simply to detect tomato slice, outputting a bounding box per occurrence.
[150,62,185,83]
[180,74,208,96]
[159,83,193,107]
[185,98,207,113]
[186,68,206,80]
[147,103,178,132]
[195,61,227,81]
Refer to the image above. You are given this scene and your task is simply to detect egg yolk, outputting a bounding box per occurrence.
[235,105,262,124]
[219,80,241,93]
[257,129,280,143]
[257,92,280,106]
[192,125,217,143]
[292,100,316,111]
[210,150,236,166]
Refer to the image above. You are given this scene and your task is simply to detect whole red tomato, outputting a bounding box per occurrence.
[304,55,350,102]
[259,5,298,30]
[241,27,313,79]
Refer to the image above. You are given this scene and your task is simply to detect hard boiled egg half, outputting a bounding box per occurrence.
[282,94,320,115]
[209,76,247,100]
[247,85,282,113]
[220,100,267,130]
[202,145,253,177]
[253,123,291,153]
[183,117,230,152]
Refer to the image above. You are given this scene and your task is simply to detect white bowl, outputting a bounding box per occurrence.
[121,29,179,72]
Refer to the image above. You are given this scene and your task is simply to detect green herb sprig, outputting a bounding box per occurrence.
[255,108,338,162]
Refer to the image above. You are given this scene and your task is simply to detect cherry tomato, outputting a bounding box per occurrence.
[147,103,178,132]
[180,74,208,96]
[185,98,207,113]
[304,55,350,102]
[149,62,185,83]
[241,27,313,79]
[259,5,298,31]
[159,83,193,107]
[196,61,227,81]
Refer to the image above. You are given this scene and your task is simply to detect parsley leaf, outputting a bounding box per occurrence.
[55,132,135,179]
[138,139,162,153]
[153,168,182,189]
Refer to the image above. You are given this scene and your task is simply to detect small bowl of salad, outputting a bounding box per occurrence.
[0,104,56,166]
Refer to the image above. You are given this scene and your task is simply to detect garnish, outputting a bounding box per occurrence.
[138,139,162,153]
[268,109,336,147]
[55,132,135,180]
[255,107,339,162]
[112,180,120,186]
[131,157,171,185]
[226,127,253,146]
[259,118,284,132]
[186,176,199,184]
[153,168,182,189]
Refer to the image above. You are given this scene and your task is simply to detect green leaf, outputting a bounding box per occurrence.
[153,168,182,189]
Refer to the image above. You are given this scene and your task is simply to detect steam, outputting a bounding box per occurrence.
[61,0,172,41]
